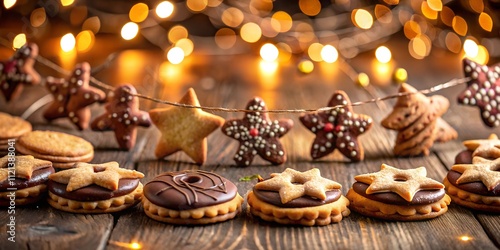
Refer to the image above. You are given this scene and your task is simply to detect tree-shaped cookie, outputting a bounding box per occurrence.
[381,83,457,156]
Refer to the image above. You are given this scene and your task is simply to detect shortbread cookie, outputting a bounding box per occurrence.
[381,83,457,156]
[0,155,54,206]
[221,97,293,166]
[149,88,224,164]
[16,130,94,169]
[47,162,144,213]
[43,62,105,130]
[299,90,373,161]
[247,168,350,226]
[347,164,450,221]
[91,85,151,150]
[143,170,243,224]
[0,112,32,156]
[0,43,41,101]
[444,156,500,213]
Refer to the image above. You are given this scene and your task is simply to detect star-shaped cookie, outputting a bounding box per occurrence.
[91,85,151,150]
[0,155,52,182]
[49,161,144,191]
[458,59,500,127]
[0,43,41,101]
[43,62,105,130]
[255,168,341,204]
[300,90,372,161]
[149,88,224,164]
[463,134,500,159]
[221,97,293,166]
[452,156,500,191]
[354,164,444,202]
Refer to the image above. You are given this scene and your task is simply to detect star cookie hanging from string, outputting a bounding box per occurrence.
[222,97,293,166]
[458,59,500,127]
[382,83,457,156]
[149,88,224,165]
[91,85,151,150]
[0,43,41,101]
[300,90,373,162]
[43,62,105,130]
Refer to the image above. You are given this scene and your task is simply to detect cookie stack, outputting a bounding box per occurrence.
[0,112,32,156]
[16,131,94,169]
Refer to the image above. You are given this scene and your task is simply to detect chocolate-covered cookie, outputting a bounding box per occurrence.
[142,170,243,224]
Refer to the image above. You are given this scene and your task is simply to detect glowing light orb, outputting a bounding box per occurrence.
[463,39,479,58]
[298,60,314,74]
[60,33,76,52]
[167,47,185,64]
[321,45,338,63]
[156,1,174,18]
[121,22,139,40]
[375,46,392,63]
[12,33,26,49]
[393,68,408,83]
[260,43,279,62]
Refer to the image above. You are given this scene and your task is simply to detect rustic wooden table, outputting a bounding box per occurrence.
[1,33,499,249]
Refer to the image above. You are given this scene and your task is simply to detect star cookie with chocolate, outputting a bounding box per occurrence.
[454,134,500,164]
[444,156,500,213]
[0,43,41,101]
[91,85,151,150]
[142,170,244,224]
[247,168,350,226]
[300,90,372,161]
[346,164,450,221]
[47,161,144,213]
[222,97,293,166]
[0,155,54,206]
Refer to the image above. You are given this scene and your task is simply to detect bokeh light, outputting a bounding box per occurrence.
[299,0,321,16]
[167,47,185,64]
[129,3,149,23]
[156,1,174,18]
[168,25,188,43]
[374,4,392,24]
[175,38,194,56]
[452,16,468,36]
[221,7,244,28]
[478,12,493,32]
[272,11,293,32]
[463,39,479,58]
[356,73,370,87]
[4,0,16,9]
[215,28,236,49]
[404,20,421,39]
[321,45,338,63]
[76,30,95,52]
[121,22,139,40]
[440,6,454,27]
[421,1,438,20]
[308,43,324,62]
[298,59,314,74]
[240,22,262,43]
[352,9,374,29]
[472,45,489,65]
[249,0,273,16]
[393,68,408,83]
[409,35,431,59]
[427,0,442,11]
[445,32,461,53]
[375,46,392,63]
[186,0,207,12]
[60,33,76,52]
[83,16,101,34]
[469,0,483,13]
[260,43,279,62]
[60,0,74,7]
[30,8,47,28]
[12,33,26,49]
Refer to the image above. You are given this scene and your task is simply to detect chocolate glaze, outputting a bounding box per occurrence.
[455,150,473,164]
[252,188,341,208]
[48,178,139,201]
[352,182,445,205]
[144,170,237,210]
[447,170,500,196]
[0,167,54,190]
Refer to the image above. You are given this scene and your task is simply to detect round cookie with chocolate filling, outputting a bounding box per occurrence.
[346,164,450,221]
[0,155,54,206]
[247,168,350,226]
[444,156,500,213]
[142,170,244,225]
[47,161,144,213]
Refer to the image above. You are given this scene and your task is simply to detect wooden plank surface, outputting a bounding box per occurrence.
[1,33,500,250]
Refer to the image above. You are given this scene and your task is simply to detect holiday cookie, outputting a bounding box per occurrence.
[444,157,500,213]
[149,88,224,164]
[0,112,32,155]
[142,170,244,224]
[47,161,144,213]
[346,164,450,221]
[0,155,54,206]
[458,59,500,127]
[221,97,293,166]
[16,130,94,168]
[454,134,500,164]
[91,85,151,150]
[44,62,105,130]
[0,43,41,101]
[299,90,373,161]
[247,168,350,226]
[381,83,457,156]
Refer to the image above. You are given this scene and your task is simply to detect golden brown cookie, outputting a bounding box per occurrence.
[0,112,32,156]
[347,164,450,221]
[0,155,54,206]
[247,168,350,226]
[444,156,500,213]
[381,83,457,156]
[142,170,244,224]
[47,162,144,213]
[149,88,224,164]
[16,130,94,169]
